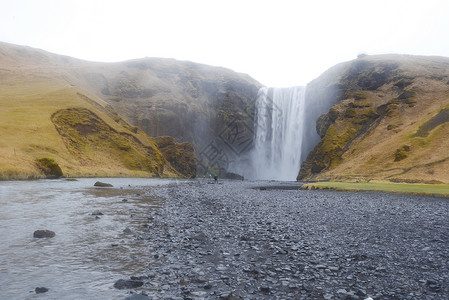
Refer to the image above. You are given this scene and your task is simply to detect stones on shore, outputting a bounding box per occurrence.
[94,181,113,187]
[113,181,449,299]
[124,293,150,300]
[33,230,55,238]
[113,279,144,290]
[123,227,133,234]
[35,287,49,294]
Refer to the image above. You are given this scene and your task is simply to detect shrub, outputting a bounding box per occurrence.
[345,107,356,118]
[394,145,410,162]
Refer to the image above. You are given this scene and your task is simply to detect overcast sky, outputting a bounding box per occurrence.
[1,0,449,87]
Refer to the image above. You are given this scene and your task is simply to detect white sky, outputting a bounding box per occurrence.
[1,0,449,87]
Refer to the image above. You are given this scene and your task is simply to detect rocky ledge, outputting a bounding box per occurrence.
[128,180,448,299]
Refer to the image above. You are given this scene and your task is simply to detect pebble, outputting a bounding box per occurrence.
[119,180,449,299]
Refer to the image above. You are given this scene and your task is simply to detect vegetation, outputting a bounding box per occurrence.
[154,136,196,178]
[394,145,410,162]
[301,181,449,197]
[35,157,63,178]
[0,42,200,179]
[299,54,449,184]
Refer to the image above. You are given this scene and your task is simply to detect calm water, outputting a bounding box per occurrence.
[0,178,182,300]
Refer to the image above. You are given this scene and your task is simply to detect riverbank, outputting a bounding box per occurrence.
[130,179,449,299]
[301,181,449,197]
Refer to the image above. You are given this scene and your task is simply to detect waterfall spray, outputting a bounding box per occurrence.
[250,86,306,181]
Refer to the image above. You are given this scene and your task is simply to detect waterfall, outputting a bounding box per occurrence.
[250,86,306,181]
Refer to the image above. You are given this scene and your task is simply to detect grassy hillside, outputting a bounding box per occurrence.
[299,54,449,184]
[301,181,449,197]
[0,42,184,179]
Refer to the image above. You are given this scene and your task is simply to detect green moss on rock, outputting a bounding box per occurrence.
[345,107,356,118]
[51,108,165,176]
[36,158,63,178]
[154,136,196,178]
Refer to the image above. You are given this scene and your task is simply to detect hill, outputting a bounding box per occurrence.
[0,42,195,179]
[299,54,449,184]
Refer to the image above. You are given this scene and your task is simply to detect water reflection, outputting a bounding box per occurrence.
[0,178,178,300]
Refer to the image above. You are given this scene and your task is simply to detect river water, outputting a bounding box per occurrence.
[0,178,183,300]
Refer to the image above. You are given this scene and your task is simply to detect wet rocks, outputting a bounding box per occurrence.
[127,180,449,299]
[35,287,49,294]
[94,181,113,187]
[33,230,55,238]
[123,227,133,234]
[113,279,144,290]
[124,293,150,300]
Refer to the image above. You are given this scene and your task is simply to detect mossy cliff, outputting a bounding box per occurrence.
[52,107,166,176]
[299,54,449,184]
[154,136,196,178]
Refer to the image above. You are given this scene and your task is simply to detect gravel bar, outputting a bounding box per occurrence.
[128,180,449,299]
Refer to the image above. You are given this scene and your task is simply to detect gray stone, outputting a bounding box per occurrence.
[94,181,113,187]
[124,294,150,300]
[33,230,55,238]
[113,279,144,290]
[35,287,48,294]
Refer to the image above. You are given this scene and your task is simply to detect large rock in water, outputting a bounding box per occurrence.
[124,294,150,300]
[298,54,449,184]
[113,279,144,290]
[33,230,56,238]
[94,181,113,187]
[35,287,49,294]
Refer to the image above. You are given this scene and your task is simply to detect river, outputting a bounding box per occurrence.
[0,178,185,300]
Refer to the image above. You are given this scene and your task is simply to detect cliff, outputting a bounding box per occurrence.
[299,54,449,184]
[73,58,262,175]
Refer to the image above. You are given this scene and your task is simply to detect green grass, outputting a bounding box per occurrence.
[0,77,181,179]
[303,181,449,197]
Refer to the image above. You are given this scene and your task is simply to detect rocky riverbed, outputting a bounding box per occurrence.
[122,180,449,300]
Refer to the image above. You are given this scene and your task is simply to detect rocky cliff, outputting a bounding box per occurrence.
[299,54,449,184]
[73,58,262,175]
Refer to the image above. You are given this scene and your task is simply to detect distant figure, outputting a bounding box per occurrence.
[242,176,244,181]
[214,175,218,183]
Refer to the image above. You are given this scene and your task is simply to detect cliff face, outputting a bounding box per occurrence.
[74,58,262,175]
[299,54,449,184]
[153,136,196,178]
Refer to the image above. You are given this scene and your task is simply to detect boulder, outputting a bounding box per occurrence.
[94,181,113,187]
[113,279,144,290]
[124,293,150,300]
[33,230,55,238]
[35,287,49,294]
[35,157,63,179]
